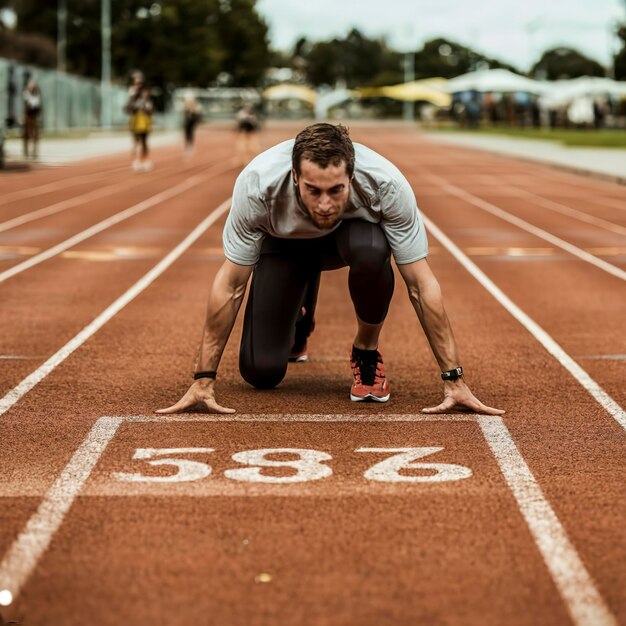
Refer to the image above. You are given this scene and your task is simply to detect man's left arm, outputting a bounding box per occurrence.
[397,258,504,415]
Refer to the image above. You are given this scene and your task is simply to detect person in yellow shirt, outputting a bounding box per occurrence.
[125,71,154,171]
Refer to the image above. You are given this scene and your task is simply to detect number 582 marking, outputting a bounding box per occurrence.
[113,447,472,484]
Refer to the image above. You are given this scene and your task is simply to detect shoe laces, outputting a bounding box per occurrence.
[352,351,384,387]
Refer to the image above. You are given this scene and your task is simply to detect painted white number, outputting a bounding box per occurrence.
[357,447,472,483]
[224,448,333,484]
[113,448,214,483]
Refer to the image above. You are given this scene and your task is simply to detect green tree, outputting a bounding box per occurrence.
[11,0,101,75]
[0,27,56,67]
[530,47,605,80]
[213,0,270,85]
[303,29,402,88]
[615,24,626,80]
[413,38,518,79]
[11,0,270,94]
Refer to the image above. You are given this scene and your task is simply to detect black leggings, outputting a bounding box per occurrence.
[133,132,149,158]
[239,220,394,389]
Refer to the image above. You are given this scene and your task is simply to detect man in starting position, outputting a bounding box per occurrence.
[158,123,503,416]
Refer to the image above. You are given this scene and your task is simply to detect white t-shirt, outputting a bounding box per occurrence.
[223,139,428,266]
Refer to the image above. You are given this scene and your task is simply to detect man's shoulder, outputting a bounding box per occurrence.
[234,139,294,207]
[240,139,294,188]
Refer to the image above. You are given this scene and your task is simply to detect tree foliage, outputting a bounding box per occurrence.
[615,24,626,81]
[298,32,519,88]
[12,0,270,93]
[414,38,518,78]
[301,29,403,88]
[0,26,56,67]
[531,47,605,80]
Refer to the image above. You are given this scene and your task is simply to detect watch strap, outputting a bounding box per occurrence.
[193,371,217,380]
[441,367,463,381]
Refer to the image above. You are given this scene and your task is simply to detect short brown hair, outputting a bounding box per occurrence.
[292,123,355,177]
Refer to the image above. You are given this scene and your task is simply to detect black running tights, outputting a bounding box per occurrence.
[239,220,394,389]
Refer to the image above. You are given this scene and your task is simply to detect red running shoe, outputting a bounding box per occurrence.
[350,348,390,402]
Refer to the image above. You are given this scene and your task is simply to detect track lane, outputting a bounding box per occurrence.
[358,133,626,407]
[0,123,624,625]
[0,178,236,395]
[0,138,186,196]
[0,131,236,224]
[0,153,237,277]
[0,154,212,231]
[0,160,240,283]
[418,170,626,272]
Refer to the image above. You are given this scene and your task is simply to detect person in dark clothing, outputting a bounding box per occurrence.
[182,92,201,156]
[23,79,42,159]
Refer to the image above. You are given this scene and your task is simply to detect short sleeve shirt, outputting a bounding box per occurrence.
[222,139,428,266]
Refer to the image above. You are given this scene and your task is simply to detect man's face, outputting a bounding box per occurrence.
[293,158,351,230]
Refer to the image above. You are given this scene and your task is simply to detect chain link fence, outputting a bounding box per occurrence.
[1,56,135,134]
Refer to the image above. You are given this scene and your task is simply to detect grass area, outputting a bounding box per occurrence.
[429,125,626,148]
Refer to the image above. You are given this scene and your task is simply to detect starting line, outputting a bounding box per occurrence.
[0,414,618,626]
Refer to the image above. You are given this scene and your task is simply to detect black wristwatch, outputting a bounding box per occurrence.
[441,367,463,381]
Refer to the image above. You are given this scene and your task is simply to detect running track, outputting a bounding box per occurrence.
[0,122,624,626]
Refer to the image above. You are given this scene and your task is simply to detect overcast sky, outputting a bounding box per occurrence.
[256,0,625,71]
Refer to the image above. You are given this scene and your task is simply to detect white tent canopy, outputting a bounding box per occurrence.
[445,69,547,95]
[314,88,359,119]
[539,77,626,108]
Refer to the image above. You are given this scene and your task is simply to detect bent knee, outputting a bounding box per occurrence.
[349,243,391,273]
[239,359,286,390]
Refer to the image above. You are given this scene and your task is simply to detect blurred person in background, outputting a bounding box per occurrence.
[23,78,42,159]
[125,71,154,171]
[235,102,260,164]
[182,91,202,157]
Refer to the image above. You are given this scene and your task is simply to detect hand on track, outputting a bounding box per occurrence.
[155,379,235,414]
[422,380,505,415]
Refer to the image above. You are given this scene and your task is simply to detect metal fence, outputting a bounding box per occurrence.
[1,56,132,133]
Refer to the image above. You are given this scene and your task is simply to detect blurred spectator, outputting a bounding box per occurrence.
[593,98,608,130]
[567,95,594,128]
[23,78,42,159]
[125,71,154,171]
[182,91,202,156]
[235,102,260,164]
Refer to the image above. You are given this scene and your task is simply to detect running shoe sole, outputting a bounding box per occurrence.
[350,391,390,402]
[288,354,309,363]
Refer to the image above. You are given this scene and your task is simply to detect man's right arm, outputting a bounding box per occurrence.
[156,259,253,415]
[195,259,253,373]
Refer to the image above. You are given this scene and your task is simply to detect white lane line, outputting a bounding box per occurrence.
[0,416,123,603]
[0,176,150,234]
[0,152,186,208]
[0,413,471,599]
[0,197,232,418]
[0,160,237,283]
[422,213,626,432]
[479,416,618,626]
[509,188,626,237]
[423,172,626,282]
[1,412,618,623]
[0,152,227,233]
[128,413,479,422]
[0,167,128,208]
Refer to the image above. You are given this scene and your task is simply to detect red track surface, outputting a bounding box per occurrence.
[0,122,625,626]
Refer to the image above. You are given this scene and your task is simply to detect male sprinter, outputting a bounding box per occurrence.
[157,123,503,415]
